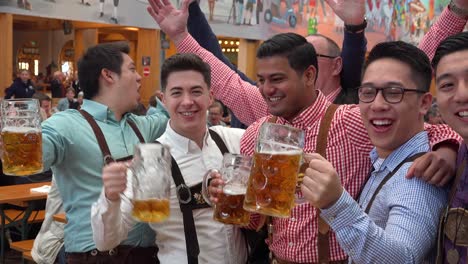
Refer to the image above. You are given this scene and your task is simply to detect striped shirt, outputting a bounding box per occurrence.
[177,34,460,263]
[321,131,447,263]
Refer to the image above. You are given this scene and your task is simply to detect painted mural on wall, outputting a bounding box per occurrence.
[0,0,455,47]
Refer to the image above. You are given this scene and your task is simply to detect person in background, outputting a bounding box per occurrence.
[207,100,227,127]
[425,102,445,125]
[77,91,84,108]
[146,93,169,116]
[50,71,65,99]
[5,69,35,99]
[57,87,80,111]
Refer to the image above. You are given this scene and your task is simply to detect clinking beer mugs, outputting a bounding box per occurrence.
[243,123,305,218]
[203,154,253,226]
[1,99,43,176]
[128,143,172,223]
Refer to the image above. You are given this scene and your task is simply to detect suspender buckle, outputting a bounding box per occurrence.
[177,184,192,204]
[103,155,115,165]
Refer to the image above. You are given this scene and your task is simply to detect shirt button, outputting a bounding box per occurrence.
[329,216,335,222]
[288,242,294,247]
[290,217,296,222]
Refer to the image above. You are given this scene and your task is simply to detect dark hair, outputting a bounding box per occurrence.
[77,41,130,99]
[308,33,341,57]
[364,41,432,92]
[160,53,211,92]
[257,33,318,79]
[432,32,468,71]
[209,100,223,113]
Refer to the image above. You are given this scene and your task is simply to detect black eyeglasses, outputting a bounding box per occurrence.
[316,54,338,59]
[358,85,426,104]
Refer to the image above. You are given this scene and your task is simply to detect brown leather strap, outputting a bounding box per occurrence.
[448,157,466,205]
[315,104,338,264]
[79,110,146,165]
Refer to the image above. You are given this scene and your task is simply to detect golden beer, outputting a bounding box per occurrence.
[244,151,302,217]
[1,127,43,176]
[214,184,251,225]
[132,198,170,223]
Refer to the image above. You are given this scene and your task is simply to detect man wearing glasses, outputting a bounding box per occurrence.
[301,41,448,263]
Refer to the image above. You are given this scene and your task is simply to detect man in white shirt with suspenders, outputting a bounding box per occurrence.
[91,53,248,264]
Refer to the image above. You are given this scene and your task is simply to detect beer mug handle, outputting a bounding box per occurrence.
[295,157,310,205]
[201,169,220,207]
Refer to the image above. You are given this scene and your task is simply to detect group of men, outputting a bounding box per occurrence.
[32,0,468,263]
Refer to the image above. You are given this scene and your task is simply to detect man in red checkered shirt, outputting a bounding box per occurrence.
[147,0,461,263]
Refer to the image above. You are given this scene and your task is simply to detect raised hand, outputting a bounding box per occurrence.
[301,153,343,209]
[147,0,192,45]
[324,0,365,25]
[102,162,129,201]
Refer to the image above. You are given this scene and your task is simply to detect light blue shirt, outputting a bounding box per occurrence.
[146,98,168,117]
[321,131,447,263]
[42,99,168,252]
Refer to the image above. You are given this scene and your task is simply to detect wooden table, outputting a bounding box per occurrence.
[0,182,50,262]
[53,213,67,224]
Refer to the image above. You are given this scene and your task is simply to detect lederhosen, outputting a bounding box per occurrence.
[436,157,468,264]
[66,110,159,264]
[162,129,230,264]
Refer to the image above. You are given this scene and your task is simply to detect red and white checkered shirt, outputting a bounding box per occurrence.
[418,6,467,61]
[177,35,460,263]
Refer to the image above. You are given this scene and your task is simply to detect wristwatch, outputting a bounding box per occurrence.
[449,0,468,19]
[345,19,367,33]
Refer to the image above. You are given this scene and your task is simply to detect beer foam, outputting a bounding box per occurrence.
[223,184,247,195]
[2,126,40,133]
[258,149,302,155]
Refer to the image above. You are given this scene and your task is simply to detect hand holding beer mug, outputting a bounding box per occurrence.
[203,154,252,226]
[128,143,171,223]
[244,123,305,218]
[1,99,43,176]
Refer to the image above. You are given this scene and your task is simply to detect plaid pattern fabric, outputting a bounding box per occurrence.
[177,35,461,263]
[418,7,467,61]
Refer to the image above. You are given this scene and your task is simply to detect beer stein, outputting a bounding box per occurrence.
[244,123,305,218]
[203,154,252,226]
[128,143,172,223]
[0,99,43,176]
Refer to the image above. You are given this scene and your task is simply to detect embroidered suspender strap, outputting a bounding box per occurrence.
[208,129,229,155]
[315,104,338,264]
[170,156,200,264]
[363,152,426,214]
[448,158,467,205]
[79,110,146,165]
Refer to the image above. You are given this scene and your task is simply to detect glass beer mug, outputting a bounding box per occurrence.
[203,154,253,226]
[243,123,305,218]
[0,99,43,176]
[128,143,172,223]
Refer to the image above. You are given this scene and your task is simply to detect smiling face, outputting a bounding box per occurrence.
[256,56,317,121]
[162,70,213,139]
[435,50,468,142]
[113,53,142,112]
[19,70,30,83]
[360,58,431,158]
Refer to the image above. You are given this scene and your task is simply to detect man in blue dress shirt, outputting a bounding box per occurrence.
[302,41,448,263]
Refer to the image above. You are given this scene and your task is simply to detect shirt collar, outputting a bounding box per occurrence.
[275,91,331,130]
[80,99,126,123]
[325,86,342,103]
[370,131,429,172]
[164,121,210,154]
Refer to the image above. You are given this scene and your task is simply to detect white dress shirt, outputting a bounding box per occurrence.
[91,123,247,264]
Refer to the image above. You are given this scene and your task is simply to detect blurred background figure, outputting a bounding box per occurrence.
[50,71,65,99]
[425,101,445,125]
[57,87,79,111]
[5,69,36,99]
[146,92,168,116]
[207,100,227,127]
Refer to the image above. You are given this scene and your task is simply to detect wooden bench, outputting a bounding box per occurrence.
[23,250,35,263]
[3,209,46,225]
[10,239,34,252]
[53,213,67,224]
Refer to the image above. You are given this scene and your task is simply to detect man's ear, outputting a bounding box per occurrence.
[332,57,343,76]
[304,65,317,87]
[420,92,433,116]
[101,69,114,84]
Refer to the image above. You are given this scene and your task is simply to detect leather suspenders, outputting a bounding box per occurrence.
[79,110,145,164]
[169,129,229,264]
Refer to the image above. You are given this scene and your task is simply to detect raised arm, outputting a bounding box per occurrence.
[325,0,367,97]
[148,0,268,125]
[418,1,467,61]
[187,1,255,85]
